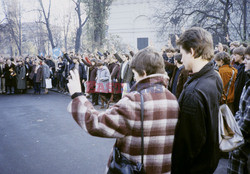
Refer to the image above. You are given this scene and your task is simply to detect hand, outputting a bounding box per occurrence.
[218,43,223,52]
[82,79,85,84]
[175,34,179,41]
[67,69,82,96]
[225,34,229,42]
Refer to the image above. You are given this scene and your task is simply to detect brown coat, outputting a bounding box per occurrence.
[29,65,43,83]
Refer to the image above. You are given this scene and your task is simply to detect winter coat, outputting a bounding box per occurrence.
[29,65,43,83]
[110,63,121,94]
[67,74,179,173]
[218,64,238,104]
[119,61,134,84]
[171,61,223,174]
[95,66,112,93]
[234,63,248,114]
[5,63,16,86]
[86,66,98,94]
[16,65,26,89]
[165,61,189,99]
[41,64,50,88]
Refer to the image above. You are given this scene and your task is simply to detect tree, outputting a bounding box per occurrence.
[154,0,249,43]
[228,0,249,41]
[1,0,22,55]
[62,11,72,53]
[84,0,113,50]
[37,0,55,49]
[73,0,89,54]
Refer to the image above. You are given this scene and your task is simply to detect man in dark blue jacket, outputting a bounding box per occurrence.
[171,27,223,174]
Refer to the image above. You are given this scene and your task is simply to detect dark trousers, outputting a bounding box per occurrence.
[33,74,41,94]
[5,78,15,94]
[92,93,99,105]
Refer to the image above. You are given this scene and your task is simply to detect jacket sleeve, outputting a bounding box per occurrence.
[237,85,250,154]
[124,64,134,83]
[100,68,110,81]
[114,53,123,63]
[81,64,87,80]
[67,96,134,138]
[63,53,73,64]
[172,92,207,172]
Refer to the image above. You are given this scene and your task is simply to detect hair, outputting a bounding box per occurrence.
[96,60,104,67]
[177,27,214,60]
[124,54,130,60]
[165,47,175,53]
[214,52,231,65]
[230,41,240,48]
[223,45,230,53]
[175,48,180,53]
[174,53,182,64]
[233,47,246,56]
[241,42,248,48]
[244,46,250,55]
[130,47,165,76]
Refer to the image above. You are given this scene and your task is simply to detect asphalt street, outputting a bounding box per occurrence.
[0,90,228,174]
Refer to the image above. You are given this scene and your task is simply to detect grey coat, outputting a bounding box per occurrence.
[95,66,111,93]
[41,64,50,88]
[16,65,26,89]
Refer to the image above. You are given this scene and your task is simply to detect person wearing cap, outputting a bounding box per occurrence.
[0,57,6,94]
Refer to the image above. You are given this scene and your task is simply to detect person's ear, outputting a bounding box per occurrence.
[190,48,195,57]
[142,70,147,77]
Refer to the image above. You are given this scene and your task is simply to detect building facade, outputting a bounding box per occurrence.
[108,0,167,51]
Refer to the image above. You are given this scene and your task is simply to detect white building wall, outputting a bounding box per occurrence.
[108,0,166,51]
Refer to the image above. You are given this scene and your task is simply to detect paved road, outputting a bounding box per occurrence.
[0,90,228,174]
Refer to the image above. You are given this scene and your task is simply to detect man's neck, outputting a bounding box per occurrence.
[192,57,209,73]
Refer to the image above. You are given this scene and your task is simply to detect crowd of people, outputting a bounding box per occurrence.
[0,27,249,173]
[66,27,249,174]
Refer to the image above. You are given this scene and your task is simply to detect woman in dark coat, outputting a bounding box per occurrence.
[16,60,27,93]
[5,58,16,94]
[29,60,43,94]
[84,58,99,105]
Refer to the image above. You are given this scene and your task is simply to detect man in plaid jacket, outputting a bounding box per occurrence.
[67,47,179,173]
[228,46,250,174]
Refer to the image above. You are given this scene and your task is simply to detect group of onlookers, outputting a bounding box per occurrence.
[66,27,250,174]
[0,27,249,173]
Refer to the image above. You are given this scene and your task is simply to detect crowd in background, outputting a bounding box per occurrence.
[0,32,250,173]
[0,38,249,111]
[0,38,249,110]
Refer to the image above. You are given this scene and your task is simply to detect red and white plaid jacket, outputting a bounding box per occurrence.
[68,74,179,174]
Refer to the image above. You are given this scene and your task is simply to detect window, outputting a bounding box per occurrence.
[137,37,148,50]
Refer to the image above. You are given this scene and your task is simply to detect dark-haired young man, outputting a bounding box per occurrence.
[171,27,223,174]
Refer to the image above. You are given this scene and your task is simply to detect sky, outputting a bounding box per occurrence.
[0,0,83,25]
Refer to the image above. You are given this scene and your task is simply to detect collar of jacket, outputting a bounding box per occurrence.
[130,73,169,92]
[185,61,214,86]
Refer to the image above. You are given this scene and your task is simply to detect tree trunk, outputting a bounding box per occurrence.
[75,28,82,53]
[46,19,55,49]
[243,0,247,41]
